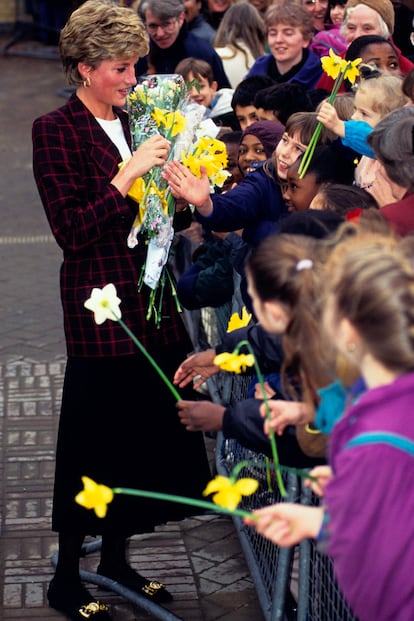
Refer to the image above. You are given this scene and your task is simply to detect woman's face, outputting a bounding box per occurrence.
[80,57,138,113]
[343,6,383,44]
[303,0,329,31]
[360,42,400,75]
[238,134,268,176]
[267,23,309,73]
[283,164,320,211]
[273,131,307,179]
[246,272,291,334]
[330,2,345,24]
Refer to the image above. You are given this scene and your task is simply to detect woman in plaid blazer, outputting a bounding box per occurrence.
[32,2,210,619]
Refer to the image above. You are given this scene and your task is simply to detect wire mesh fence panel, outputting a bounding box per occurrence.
[216,435,300,621]
[297,486,359,621]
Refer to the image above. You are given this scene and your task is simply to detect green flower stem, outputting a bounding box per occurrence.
[297,63,351,179]
[114,314,181,402]
[231,459,318,483]
[113,487,257,520]
[234,341,287,498]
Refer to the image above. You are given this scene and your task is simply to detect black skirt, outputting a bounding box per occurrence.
[52,343,211,536]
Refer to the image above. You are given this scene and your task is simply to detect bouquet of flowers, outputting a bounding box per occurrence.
[125,74,230,328]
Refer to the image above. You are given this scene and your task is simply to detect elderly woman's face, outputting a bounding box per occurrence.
[344,6,383,44]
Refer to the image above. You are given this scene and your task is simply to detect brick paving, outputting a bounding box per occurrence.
[0,35,264,621]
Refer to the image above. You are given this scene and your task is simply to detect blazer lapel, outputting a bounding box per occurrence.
[66,94,132,178]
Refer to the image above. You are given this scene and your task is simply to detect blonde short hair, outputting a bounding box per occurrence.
[59,0,149,86]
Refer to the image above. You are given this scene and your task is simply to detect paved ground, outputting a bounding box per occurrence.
[0,33,265,621]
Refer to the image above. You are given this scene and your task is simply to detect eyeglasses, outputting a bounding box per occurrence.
[146,17,179,35]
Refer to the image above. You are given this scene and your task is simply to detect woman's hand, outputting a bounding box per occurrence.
[162,161,213,214]
[130,134,171,177]
[244,503,324,547]
[304,465,333,497]
[112,134,170,196]
[261,400,313,436]
[177,400,225,431]
[174,349,219,390]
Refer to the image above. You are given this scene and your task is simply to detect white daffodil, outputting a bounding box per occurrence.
[84,283,122,324]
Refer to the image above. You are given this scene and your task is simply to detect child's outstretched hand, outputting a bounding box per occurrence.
[162,161,212,214]
[244,503,324,547]
[317,101,345,138]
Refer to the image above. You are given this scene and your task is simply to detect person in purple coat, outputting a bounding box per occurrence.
[246,3,323,90]
[245,231,414,621]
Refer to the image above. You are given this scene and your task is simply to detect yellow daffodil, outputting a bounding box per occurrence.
[227,307,252,332]
[321,49,347,80]
[75,476,114,518]
[84,283,122,324]
[164,111,187,137]
[214,352,255,373]
[343,57,362,84]
[203,475,258,510]
[181,151,202,177]
[211,169,231,188]
[151,106,167,128]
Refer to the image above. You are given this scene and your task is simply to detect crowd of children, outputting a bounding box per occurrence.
[161,2,414,619]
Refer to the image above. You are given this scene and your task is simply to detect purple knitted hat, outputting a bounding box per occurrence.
[241,120,285,159]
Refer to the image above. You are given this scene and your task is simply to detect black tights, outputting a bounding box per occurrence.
[54,533,130,583]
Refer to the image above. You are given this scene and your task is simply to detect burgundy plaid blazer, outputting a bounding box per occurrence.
[32,95,187,357]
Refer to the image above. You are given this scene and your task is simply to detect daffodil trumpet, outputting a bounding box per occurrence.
[298,52,361,179]
[214,339,288,498]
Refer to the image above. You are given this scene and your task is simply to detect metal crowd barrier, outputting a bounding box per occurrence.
[181,290,358,621]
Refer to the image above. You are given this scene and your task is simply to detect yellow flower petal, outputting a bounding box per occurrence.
[321,48,344,80]
[343,57,362,84]
[203,474,259,510]
[84,284,122,324]
[212,488,242,510]
[203,475,231,496]
[75,476,114,518]
[234,478,259,495]
[151,107,167,128]
[213,352,255,373]
[227,307,252,332]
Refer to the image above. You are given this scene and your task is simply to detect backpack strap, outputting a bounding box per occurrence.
[345,431,414,457]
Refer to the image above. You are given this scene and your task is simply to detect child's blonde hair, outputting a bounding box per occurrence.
[356,74,407,118]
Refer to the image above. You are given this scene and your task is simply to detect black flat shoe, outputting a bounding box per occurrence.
[96,564,173,604]
[47,578,112,620]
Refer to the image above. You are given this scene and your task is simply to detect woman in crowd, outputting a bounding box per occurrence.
[214,2,266,88]
[32,2,210,619]
[246,3,323,90]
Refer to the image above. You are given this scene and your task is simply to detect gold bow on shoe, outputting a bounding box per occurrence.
[79,601,109,618]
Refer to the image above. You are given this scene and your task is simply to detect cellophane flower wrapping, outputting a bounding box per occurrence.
[126,74,230,327]
[126,74,205,325]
